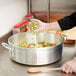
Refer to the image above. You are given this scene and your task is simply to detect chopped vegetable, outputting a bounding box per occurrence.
[19,42,56,48]
[31,21,38,30]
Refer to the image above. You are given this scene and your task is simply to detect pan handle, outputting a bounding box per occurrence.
[1,42,12,50]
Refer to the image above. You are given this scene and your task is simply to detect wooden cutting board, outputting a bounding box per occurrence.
[46,27,76,40]
[63,27,76,40]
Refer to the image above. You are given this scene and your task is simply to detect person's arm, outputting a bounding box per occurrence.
[46,21,61,31]
[28,12,76,32]
[46,12,76,31]
[58,12,76,30]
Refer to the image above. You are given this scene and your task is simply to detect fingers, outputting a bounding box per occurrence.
[61,60,76,74]
[61,62,72,73]
[32,28,45,32]
[72,66,76,73]
[73,70,76,73]
[66,64,72,73]
[62,63,68,73]
[31,19,46,24]
[27,19,46,32]
[31,19,42,23]
[26,26,31,32]
[27,19,39,32]
[33,30,40,32]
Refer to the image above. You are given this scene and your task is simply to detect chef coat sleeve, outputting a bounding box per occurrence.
[58,12,76,30]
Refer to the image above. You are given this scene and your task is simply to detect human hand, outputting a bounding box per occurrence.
[61,60,76,73]
[27,19,47,32]
[27,19,61,32]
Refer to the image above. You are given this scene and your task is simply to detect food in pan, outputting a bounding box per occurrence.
[19,42,56,48]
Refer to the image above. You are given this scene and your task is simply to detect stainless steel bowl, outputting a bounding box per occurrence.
[2,32,66,65]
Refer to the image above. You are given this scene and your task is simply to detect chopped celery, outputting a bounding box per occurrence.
[19,42,56,48]
[31,22,38,30]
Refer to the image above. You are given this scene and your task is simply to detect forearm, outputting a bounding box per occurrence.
[46,12,76,31]
[46,21,61,31]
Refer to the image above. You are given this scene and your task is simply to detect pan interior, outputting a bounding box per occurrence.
[8,32,63,47]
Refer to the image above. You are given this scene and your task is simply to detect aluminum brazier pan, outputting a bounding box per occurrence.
[2,32,66,65]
